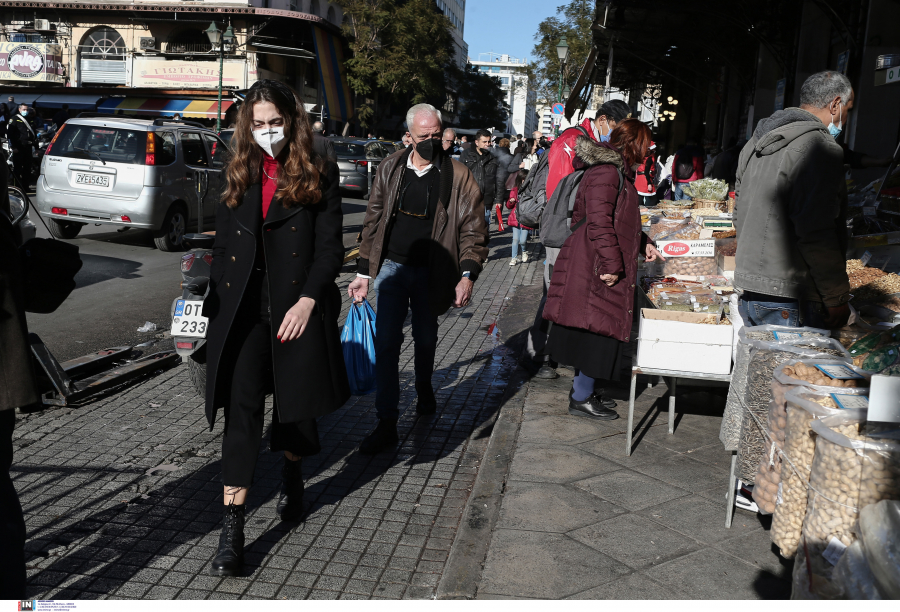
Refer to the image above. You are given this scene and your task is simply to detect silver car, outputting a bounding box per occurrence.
[36,117,230,251]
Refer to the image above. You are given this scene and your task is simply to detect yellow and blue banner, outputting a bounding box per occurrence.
[312,27,354,123]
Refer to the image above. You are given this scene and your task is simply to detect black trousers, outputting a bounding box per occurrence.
[220,269,320,488]
[0,410,26,599]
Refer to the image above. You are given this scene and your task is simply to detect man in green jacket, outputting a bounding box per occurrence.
[734,71,853,329]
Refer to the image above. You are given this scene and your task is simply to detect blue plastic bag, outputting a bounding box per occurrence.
[341,301,377,395]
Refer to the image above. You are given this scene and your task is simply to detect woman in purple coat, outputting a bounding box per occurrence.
[543,119,664,419]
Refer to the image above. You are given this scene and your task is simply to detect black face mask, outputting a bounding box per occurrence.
[414,137,442,163]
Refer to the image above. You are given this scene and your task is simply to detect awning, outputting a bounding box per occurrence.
[1,91,41,106]
[311,27,354,123]
[98,98,233,119]
[34,94,103,110]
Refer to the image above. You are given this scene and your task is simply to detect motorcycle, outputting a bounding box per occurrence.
[33,126,56,178]
[171,233,215,397]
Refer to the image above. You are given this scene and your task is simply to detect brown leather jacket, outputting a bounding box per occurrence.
[358,147,489,315]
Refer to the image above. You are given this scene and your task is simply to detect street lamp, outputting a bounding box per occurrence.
[555,36,569,135]
[206,22,235,132]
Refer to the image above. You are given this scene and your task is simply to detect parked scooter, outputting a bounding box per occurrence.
[171,233,215,397]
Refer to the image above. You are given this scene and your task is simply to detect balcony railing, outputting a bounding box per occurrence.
[161,42,213,54]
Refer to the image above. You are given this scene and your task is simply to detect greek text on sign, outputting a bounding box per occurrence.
[656,240,715,257]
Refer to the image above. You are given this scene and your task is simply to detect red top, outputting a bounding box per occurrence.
[261,153,280,218]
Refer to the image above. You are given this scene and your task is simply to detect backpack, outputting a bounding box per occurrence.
[674,153,696,181]
[541,165,624,248]
[515,126,589,228]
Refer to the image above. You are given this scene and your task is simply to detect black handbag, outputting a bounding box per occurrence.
[18,238,83,313]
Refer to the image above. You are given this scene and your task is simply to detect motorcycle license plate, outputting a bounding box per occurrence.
[172,299,208,338]
[75,172,110,187]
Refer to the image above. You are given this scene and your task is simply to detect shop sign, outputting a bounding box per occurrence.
[132,58,246,89]
[657,240,715,258]
[886,67,900,85]
[0,42,65,83]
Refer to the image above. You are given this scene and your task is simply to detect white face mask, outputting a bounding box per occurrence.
[253,127,287,158]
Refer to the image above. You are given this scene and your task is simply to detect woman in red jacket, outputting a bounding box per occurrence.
[543,119,664,419]
[505,169,532,265]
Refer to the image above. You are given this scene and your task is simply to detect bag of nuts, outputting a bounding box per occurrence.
[792,412,900,599]
[719,326,830,451]
[663,255,717,277]
[770,389,868,559]
[737,338,852,483]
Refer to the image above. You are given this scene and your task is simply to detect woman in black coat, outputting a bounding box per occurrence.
[203,80,350,576]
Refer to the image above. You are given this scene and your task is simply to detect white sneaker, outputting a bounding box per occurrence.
[509,258,518,266]
[521,252,528,263]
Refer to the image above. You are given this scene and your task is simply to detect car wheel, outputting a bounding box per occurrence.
[188,356,207,399]
[46,218,85,239]
[154,205,188,251]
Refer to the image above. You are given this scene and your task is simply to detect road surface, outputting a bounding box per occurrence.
[25,195,368,362]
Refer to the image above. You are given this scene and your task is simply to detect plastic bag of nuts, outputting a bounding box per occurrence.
[792,412,900,599]
[737,338,852,483]
[663,255,717,277]
[719,326,830,451]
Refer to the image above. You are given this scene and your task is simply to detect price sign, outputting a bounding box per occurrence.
[860,250,873,266]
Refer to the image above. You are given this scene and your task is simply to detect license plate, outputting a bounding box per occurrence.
[75,173,110,187]
[172,299,208,338]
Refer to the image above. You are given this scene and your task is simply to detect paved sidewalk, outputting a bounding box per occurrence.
[14,232,543,600]
[469,351,795,599]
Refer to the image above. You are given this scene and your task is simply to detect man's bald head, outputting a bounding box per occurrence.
[312,121,325,134]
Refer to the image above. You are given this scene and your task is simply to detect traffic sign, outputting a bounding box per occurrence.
[552,103,565,115]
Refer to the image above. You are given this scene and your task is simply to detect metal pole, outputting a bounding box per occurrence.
[216,46,224,132]
[556,63,564,136]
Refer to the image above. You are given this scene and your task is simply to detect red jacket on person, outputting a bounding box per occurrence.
[545,117,599,199]
[543,137,651,343]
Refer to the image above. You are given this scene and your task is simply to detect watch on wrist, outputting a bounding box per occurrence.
[461,271,472,280]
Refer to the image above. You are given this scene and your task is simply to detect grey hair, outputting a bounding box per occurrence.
[443,127,456,138]
[799,71,853,108]
[406,103,442,130]
[312,121,325,133]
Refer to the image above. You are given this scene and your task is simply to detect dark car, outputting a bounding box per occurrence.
[330,138,393,198]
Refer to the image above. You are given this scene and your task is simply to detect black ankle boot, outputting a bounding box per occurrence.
[359,419,399,455]
[209,503,245,576]
[277,458,306,522]
[415,383,437,415]
[568,393,619,420]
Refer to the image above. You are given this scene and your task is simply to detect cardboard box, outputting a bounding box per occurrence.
[636,309,734,375]
[717,253,736,271]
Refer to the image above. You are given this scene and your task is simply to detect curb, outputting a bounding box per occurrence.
[435,353,531,599]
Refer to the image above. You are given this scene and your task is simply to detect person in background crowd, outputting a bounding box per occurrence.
[509,137,539,171]
[0,145,33,600]
[459,129,503,228]
[8,104,36,188]
[173,113,181,122]
[543,119,664,419]
[671,138,705,200]
[546,99,632,200]
[311,120,336,162]
[459,135,472,151]
[441,128,456,154]
[704,147,720,178]
[401,134,411,148]
[734,70,853,330]
[6,96,14,107]
[505,168,533,266]
[348,103,489,454]
[203,80,350,576]
[635,141,659,207]
[494,137,517,205]
[710,137,743,189]
[52,104,70,130]
[510,134,523,155]
[0,103,9,140]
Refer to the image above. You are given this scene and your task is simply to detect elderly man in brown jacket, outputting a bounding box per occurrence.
[348,103,489,454]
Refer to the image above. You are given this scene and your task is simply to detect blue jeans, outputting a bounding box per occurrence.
[511,226,528,258]
[673,183,691,201]
[373,260,439,421]
[738,292,829,328]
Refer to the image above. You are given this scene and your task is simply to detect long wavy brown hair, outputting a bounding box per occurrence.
[222,80,324,208]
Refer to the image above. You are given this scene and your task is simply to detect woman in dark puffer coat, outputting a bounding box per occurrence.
[543,119,664,420]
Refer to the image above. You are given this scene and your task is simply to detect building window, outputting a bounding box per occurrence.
[327,6,337,23]
[81,27,126,59]
[310,0,320,16]
[491,67,500,73]
[500,77,509,85]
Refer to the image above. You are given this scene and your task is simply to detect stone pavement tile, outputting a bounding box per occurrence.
[475,592,528,599]
[498,480,625,533]
[276,585,311,599]
[374,582,408,598]
[517,416,607,445]
[402,585,435,599]
[145,585,180,599]
[176,588,209,600]
[681,443,734,471]
[508,443,621,484]
[637,495,763,545]
[632,455,730,493]
[307,589,341,600]
[576,435,682,469]
[479,529,631,599]
[715,525,793,578]
[639,422,726,454]
[568,513,700,570]
[565,571,692,599]
[645,548,791,599]
[573,469,690,512]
